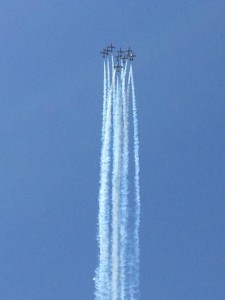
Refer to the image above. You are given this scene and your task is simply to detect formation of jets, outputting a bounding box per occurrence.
[100,43,136,72]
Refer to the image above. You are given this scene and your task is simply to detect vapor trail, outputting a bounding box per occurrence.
[102,61,107,140]
[128,66,140,299]
[95,64,115,300]
[107,58,111,104]
[111,76,122,300]
[95,55,140,300]
[118,65,129,300]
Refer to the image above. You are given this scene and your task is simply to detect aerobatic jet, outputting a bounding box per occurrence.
[127,51,136,60]
[115,54,126,63]
[107,43,115,52]
[127,53,136,60]
[100,48,109,57]
[114,62,123,72]
[125,46,136,60]
[125,46,132,55]
[117,47,124,56]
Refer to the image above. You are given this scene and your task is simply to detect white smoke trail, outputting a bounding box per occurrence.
[111,55,114,78]
[102,61,107,140]
[123,60,128,78]
[119,65,129,300]
[95,64,116,300]
[111,76,123,300]
[128,66,140,299]
[102,58,111,139]
[95,58,140,300]
[107,58,111,105]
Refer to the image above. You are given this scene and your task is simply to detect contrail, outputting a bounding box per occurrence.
[111,76,122,300]
[107,58,111,107]
[95,63,115,299]
[102,61,107,140]
[95,46,139,299]
[128,66,140,299]
[119,65,129,300]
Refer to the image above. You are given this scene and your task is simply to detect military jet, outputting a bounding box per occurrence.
[114,62,123,72]
[125,46,136,60]
[107,43,115,52]
[125,46,132,55]
[128,53,136,60]
[117,47,124,56]
[127,51,136,60]
[115,53,127,63]
[100,48,109,57]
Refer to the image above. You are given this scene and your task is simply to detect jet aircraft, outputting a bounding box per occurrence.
[127,53,136,60]
[125,46,133,54]
[117,47,124,56]
[100,48,109,57]
[107,43,115,52]
[125,46,136,60]
[115,54,127,64]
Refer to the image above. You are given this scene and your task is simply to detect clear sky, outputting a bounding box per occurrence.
[0,1,225,299]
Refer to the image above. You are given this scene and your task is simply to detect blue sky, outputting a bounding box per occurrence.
[0,1,225,299]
